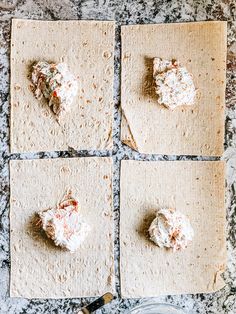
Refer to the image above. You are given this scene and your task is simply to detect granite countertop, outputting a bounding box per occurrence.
[1,0,236,313]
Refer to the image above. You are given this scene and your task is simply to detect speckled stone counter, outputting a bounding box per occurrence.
[1,1,236,313]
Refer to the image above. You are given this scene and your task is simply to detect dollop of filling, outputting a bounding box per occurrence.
[38,191,90,252]
[148,208,194,251]
[31,61,78,119]
[153,58,196,110]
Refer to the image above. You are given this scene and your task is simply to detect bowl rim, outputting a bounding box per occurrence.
[128,302,188,313]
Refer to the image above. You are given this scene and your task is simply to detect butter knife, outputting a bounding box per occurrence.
[77,292,114,314]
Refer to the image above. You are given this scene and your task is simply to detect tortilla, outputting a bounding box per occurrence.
[121,21,227,156]
[10,157,115,298]
[120,160,226,297]
[10,19,115,153]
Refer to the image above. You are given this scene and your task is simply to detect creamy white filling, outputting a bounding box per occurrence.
[38,191,90,252]
[153,58,196,110]
[31,61,78,119]
[148,208,194,251]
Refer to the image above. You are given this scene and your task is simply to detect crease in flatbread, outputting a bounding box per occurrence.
[212,264,226,291]
[121,111,139,151]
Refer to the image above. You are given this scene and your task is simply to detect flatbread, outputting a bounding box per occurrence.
[10,19,115,153]
[120,160,226,297]
[121,21,227,156]
[10,157,115,298]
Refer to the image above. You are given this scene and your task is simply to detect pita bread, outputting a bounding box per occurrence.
[10,157,115,298]
[121,22,227,156]
[10,19,115,153]
[120,160,226,297]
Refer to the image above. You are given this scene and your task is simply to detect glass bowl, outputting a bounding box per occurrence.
[128,302,188,314]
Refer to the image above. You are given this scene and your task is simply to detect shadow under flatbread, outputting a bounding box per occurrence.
[140,56,157,102]
[26,212,62,252]
[137,209,156,245]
